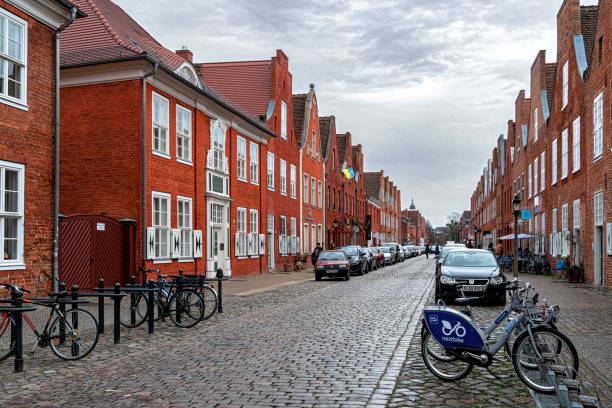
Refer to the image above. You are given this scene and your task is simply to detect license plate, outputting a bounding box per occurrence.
[462,285,485,292]
[326,265,338,269]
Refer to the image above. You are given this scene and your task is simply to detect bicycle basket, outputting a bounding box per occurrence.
[423,306,486,350]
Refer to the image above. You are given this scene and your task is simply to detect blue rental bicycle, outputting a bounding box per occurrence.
[421,280,578,393]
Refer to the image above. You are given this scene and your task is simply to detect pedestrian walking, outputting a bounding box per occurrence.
[488,242,494,252]
[495,240,503,264]
[311,242,322,265]
[425,244,430,259]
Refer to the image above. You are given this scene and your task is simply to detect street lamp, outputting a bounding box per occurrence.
[512,194,521,279]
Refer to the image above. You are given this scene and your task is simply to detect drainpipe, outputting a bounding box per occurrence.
[52,7,77,293]
[141,62,158,262]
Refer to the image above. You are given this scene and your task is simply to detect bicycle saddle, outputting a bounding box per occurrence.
[455,297,480,304]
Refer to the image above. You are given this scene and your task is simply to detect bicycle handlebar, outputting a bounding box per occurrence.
[0,282,31,293]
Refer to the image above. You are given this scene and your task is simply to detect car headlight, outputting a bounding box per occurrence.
[490,276,504,285]
[350,259,358,264]
[440,275,455,284]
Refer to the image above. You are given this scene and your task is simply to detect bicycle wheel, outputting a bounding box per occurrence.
[421,330,473,381]
[0,315,15,361]
[505,321,558,361]
[199,285,218,321]
[119,292,148,328]
[512,326,579,393]
[168,289,204,328]
[50,309,99,360]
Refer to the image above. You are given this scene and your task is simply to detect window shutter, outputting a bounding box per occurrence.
[170,229,181,258]
[607,224,612,255]
[259,234,265,255]
[146,227,156,260]
[278,235,283,254]
[235,232,241,256]
[549,233,553,255]
[296,237,301,254]
[564,230,570,256]
[193,230,202,258]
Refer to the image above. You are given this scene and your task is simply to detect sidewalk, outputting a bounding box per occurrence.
[516,272,612,405]
[223,267,315,296]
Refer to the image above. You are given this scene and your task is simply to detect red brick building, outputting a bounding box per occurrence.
[294,85,324,256]
[364,172,383,246]
[364,170,401,243]
[320,116,342,248]
[0,0,84,293]
[59,0,275,280]
[197,50,300,272]
[403,200,427,245]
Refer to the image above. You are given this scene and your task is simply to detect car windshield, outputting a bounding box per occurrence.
[342,247,358,256]
[380,247,390,253]
[318,251,346,261]
[444,251,498,267]
[370,248,379,253]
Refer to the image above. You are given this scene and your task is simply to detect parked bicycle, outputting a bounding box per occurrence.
[0,283,99,361]
[120,268,204,329]
[421,280,578,393]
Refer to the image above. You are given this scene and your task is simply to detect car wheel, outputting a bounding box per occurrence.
[344,270,350,281]
[315,272,321,281]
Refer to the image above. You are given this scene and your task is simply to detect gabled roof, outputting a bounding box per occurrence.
[293,94,307,145]
[319,116,334,161]
[61,0,184,70]
[364,172,381,198]
[336,133,348,166]
[196,60,271,117]
[580,6,599,66]
[545,63,556,109]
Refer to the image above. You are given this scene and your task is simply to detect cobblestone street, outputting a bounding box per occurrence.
[1,256,434,407]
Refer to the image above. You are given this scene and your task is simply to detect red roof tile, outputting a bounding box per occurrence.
[60,0,185,70]
[196,60,272,117]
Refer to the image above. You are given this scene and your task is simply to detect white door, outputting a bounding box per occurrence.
[213,226,226,273]
[594,226,603,285]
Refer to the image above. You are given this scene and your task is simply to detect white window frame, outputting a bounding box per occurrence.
[177,196,192,259]
[236,136,247,181]
[573,199,580,229]
[212,126,226,172]
[152,92,170,158]
[280,159,287,195]
[561,128,568,179]
[551,139,557,185]
[290,164,296,198]
[249,142,258,184]
[572,117,580,173]
[552,208,558,233]
[534,158,538,198]
[311,131,316,158]
[0,160,24,269]
[152,191,171,260]
[311,177,316,206]
[280,101,287,140]
[528,164,532,198]
[303,223,308,253]
[303,174,309,204]
[540,151,545,192]
[562,204,569,256]
[290,217,296,236]
[562,60,568,109]
[280,216,287,236]
[594,191,603,226]
[533,108,538,142]
[176,105,192,164]
[250,209,258,234]
[0,9,27,109]
[318,181,322,209]
[593,92,603,159]
[267,152,275,191]
[236,207,247,257]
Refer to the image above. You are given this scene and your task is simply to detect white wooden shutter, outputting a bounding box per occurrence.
[564,230,571,256]
[146,227,156,260]
[247,234,252,255]
[170,229,181,258]
[235,232,241,256]
[193,230,203,258]
[259,234,265,255]
[278,235,283,254]
[296,237,301,254]
[607,223,612,255]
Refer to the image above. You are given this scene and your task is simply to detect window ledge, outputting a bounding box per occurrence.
[177,158,193,166]
[153,259,172,264]
[268,187,275,192]
[0,263,26,271]
[178,258,194,263]
[281,192,287,196]
[250,255,260,259]
[0,97,28,111]
[250,181,259,186]
[236,256,248,260]
[152,151,171,160]
[238,177,248,183]
[593,155,603,163]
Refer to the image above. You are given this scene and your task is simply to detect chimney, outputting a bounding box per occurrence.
[176,46,193,63]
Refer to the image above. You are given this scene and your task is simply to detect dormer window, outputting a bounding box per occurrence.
[175,63,200,87]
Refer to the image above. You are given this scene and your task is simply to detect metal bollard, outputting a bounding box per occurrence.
[130,275,137,326]
[12,289,24,372]
[147,280,155,334]
[113,283,121,344]
[175,271,183,324]
[70,285,79,357]
[216,269,224,313]
[98,279,105,334]
[58,282,66,344]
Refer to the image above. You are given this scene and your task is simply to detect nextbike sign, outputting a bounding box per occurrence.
[424,308,485,350]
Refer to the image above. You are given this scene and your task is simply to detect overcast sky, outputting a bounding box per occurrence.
[115,0,596,227]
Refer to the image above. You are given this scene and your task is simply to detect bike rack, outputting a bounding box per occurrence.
[169,270,231,313]
[0,289,37,372]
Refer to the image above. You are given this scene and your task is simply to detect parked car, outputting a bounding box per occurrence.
[339,246,367,275]
[381,243,401,263]
[314,250,350,281]
[435,248,507,305]
[379,246,394,265]
[436,243,466,272]
[363,247,377,271]
[370,247,385,267]
[397,246,405,262]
